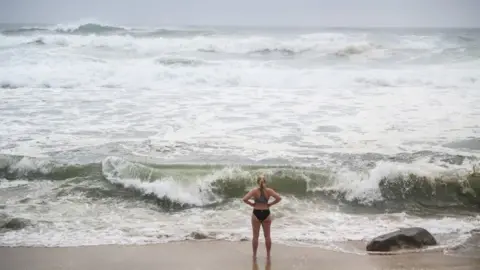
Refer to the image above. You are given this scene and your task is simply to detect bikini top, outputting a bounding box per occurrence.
[254,188,269,204]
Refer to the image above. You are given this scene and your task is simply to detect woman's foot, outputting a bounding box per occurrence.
[251,257,259,270]
[265,258,272,270]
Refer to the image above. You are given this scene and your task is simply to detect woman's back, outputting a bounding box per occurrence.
[253,188,270,209]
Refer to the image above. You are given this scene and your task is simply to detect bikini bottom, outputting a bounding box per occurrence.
[252,209,270,222]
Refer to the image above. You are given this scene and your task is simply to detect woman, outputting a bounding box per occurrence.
[242,174,282,260]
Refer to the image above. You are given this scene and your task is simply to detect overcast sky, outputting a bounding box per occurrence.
[1,0,479,28]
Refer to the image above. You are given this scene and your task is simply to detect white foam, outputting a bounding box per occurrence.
[317,158,476,204]
[7,156,55,175]
[1,189,478,249]
[0,179,29,189]
[1,40,478,159]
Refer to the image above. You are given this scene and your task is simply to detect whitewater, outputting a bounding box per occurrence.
[0,22,479,253]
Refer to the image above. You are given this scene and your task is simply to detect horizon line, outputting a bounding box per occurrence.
[1,21,479,30]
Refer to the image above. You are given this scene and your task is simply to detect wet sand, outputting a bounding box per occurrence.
[0,241,479,270]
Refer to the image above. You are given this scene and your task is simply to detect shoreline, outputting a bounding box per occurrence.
[1,240,479,270]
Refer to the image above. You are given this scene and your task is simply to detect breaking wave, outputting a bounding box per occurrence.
[1,154,479,212]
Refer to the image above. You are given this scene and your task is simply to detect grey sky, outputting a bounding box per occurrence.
[1,0,479,27]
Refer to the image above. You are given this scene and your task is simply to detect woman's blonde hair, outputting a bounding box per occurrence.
[257,174,266,191]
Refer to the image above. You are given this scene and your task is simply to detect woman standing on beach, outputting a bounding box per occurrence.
[242,174,282,260]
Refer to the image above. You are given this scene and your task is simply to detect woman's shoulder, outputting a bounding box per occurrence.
[251,187,260,193]
[265,187,276,193]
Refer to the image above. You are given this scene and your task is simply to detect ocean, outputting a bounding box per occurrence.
[0,21,479,253]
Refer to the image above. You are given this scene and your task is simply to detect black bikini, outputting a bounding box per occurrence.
[253,209,270,222]
[253,188,270,222]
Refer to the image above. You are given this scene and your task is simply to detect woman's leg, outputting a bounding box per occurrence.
[251,214,261,258]
[261,216,272,260]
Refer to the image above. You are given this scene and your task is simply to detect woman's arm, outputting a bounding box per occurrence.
[242,189,256,207]
[267,188,282,207]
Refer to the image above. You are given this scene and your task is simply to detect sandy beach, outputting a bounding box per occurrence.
[0,241,479,270]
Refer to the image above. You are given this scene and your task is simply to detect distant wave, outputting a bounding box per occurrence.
[334,43,381,57]
[1,23,126,35]
[1,27,49,35]
[136,29,215,37]
[154,57,207,67]
[248,48,306,56]
[1,23,215,37]
[0,83,21,89]
[60,23,125,34]
[2,24,477,65]
[26,38,46,45]
[246,43,379,57]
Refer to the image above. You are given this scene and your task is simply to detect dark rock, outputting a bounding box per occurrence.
[1,217,30,230]
[156,234,170,239]
[0,212,9,227]
[189,232,209,240]
[366,227,437,252]
[19,197,31,203]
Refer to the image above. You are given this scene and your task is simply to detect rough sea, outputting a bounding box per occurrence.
[0,21,479,255]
